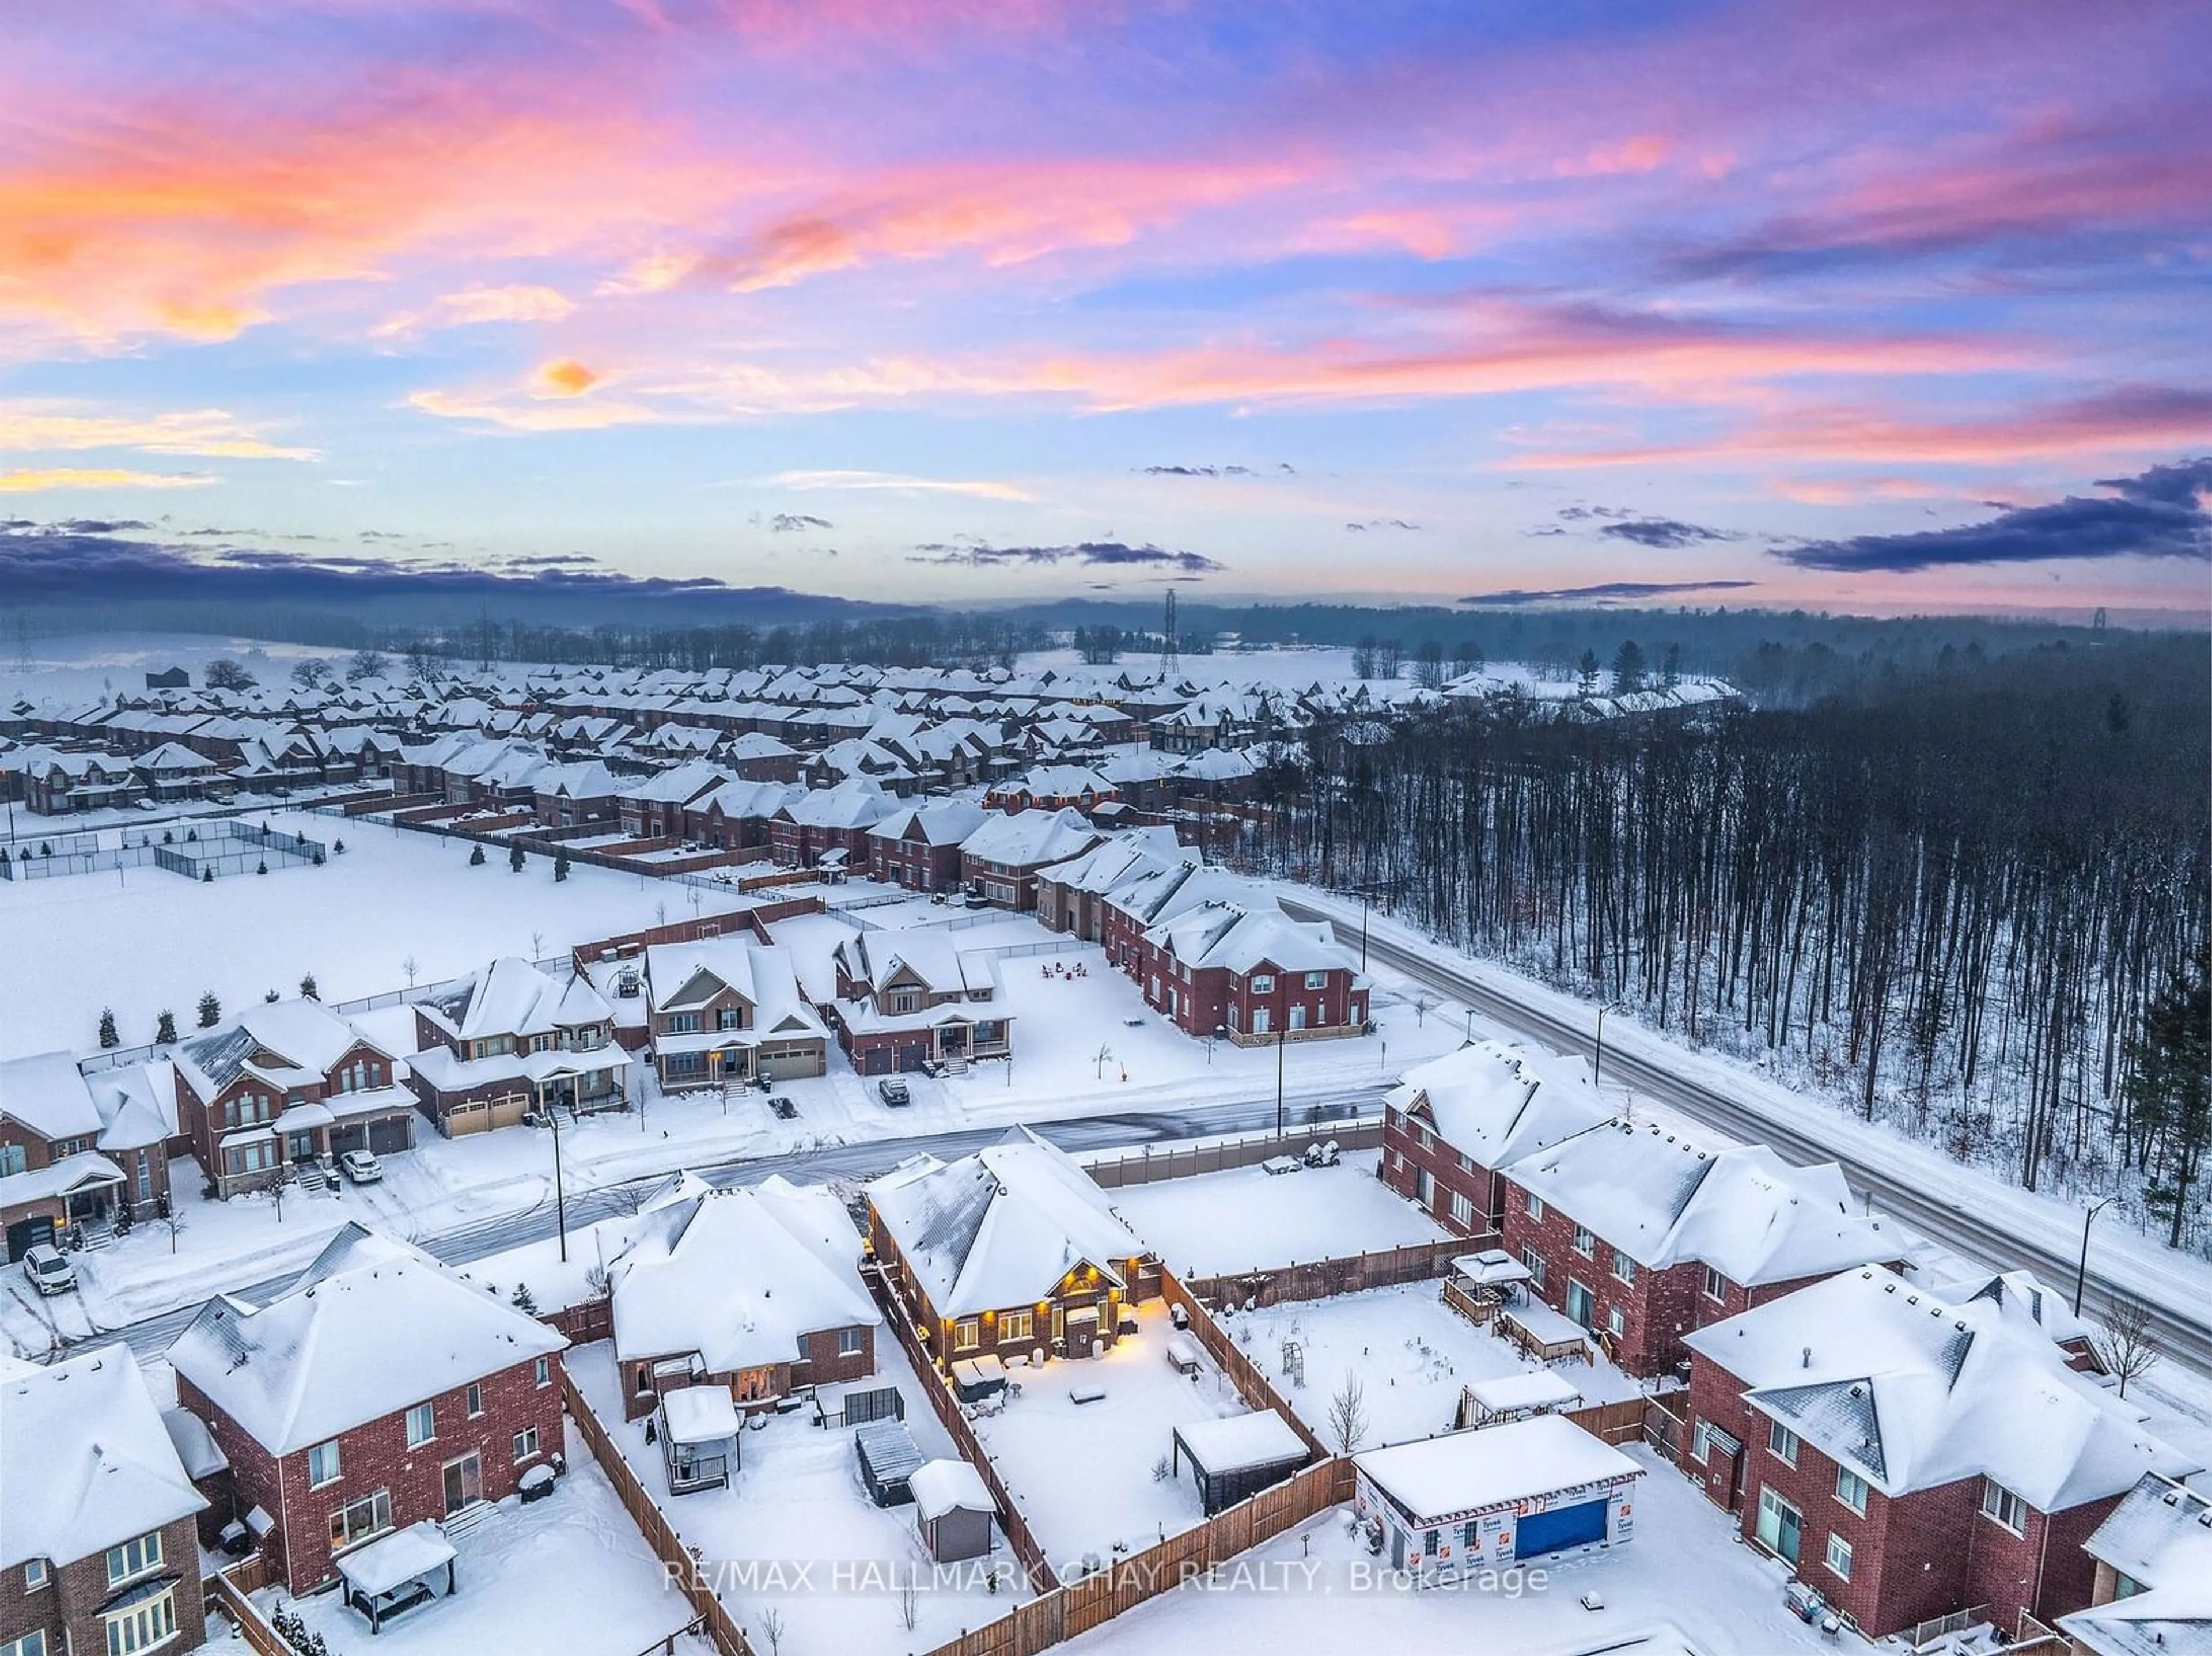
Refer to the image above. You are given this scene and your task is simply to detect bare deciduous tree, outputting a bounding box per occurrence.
[2096,1295,2161,1400]
[1327,1372,1369,1456]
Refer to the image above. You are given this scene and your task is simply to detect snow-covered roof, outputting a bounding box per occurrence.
[611,1177,880,1371]
[175,998,388,1098]
[0,1049,104,1141]
[421,957,614,1043]
[1355,1415,1642,1524]
[644,938,825,1041]
[1389,1041,1609,1172]
[1685,1265,2198,1509]
[959,806,1100,869]
[658,1385,742,1446]
[2065,1475,2212,1656]
[835,930,999,1002]
[0,1344,206,1571]
[88,1060,179,1152]
[865,1128,1150,1318]
[168,1223,566,1456]
[910,1457,996,1521]
[336,1520,455,1598]
[1172,1409,1309,1475]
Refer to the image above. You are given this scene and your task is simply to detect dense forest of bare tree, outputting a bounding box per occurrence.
[1245,634,2212,1249]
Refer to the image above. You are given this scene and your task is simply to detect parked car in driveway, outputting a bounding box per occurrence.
[877,1078,911,1106]
[338,1149,384,1185]
[22,1242,77,1296]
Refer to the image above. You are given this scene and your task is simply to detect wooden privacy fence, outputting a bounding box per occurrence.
[1641,1392,1688,1465]
[1184,1236,1482,1309]
[541,1295,615,1345]
[1083,1119,1382,1188]
[919,1458,1355,1656]
[1440,1277,1498,1327]
[561,1367,757,1656]
[1562,1394,1660,1446]
[1158,1268,1329,1459]
[206,1561,286,1656]
[860,1263,1056,1590]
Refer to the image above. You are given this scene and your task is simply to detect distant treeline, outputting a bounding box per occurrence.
[1241,630,2212,1245]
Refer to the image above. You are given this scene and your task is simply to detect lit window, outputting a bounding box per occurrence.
[1000,1309,1035,1343]
[953,1320,981,1352]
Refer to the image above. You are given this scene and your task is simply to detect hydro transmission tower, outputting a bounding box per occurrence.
[1160,588,1179,676]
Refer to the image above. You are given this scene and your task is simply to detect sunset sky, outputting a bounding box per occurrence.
[2,0,2209,616]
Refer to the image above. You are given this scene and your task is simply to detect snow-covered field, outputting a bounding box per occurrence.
[969,1302,1253,1570]
[1106,1154,1448,1279]
[262,1420,706,1656]
[1217,1283,1645,1450]
[0,808,752,1058]
[1059,1445,1874,1656]
[571,1342,1029,1656]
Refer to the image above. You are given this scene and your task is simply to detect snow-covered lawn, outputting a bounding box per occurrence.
[0,807,756,1059]
[1059,1444,1874,1656]
[1106,1154,1448,1279]
[1218,1284,1645,1450]
[969,1302,1254,1571]
[262,1421,706,1656]
[570,1342,1028,1656]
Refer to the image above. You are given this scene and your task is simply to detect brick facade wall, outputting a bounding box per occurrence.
[1379,1105,1499,1234]
[0,1514,206,1656]
[180,1351,565,1594]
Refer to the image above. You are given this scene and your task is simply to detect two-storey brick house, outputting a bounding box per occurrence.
[956,807,1101,910]
[1033,829,1192,941]
[867,1128,1157,1369]
[2,1052,181,1257]
[1498,1121,1898,1377]
[1380,1041,1611,1236]
[609,1176,881,1420]
[828,932,1012,1075]
[1683,1265,2196,1640]
[641,938,828,1092]
[169,1223,569,1596]
[172,1000,414,1198]
[0,1345,209,1656]
[407,956,630,1136]
[863,799,988,892]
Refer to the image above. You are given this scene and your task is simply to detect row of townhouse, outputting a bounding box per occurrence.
[1379,1040,2200,1642]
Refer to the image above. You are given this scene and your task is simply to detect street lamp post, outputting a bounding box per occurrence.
[2075,1195,2119,1317]
[1275,1026,1287,1140]
[549,1105,570,1264]
[1593,1001,1625,1089]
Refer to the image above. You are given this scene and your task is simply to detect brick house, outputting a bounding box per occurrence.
[829,931,1011,1075]
[1379,1041,1611,1235]
[983,765,1118,814]
[609,1177,881,1420]
[681,778,801,851]
[770,778,899,871]
[2062,1473,2212,1656]
[169,1223,568,1596]
[1139,900,1367,1043]
[957,807,1102,910]
[0,1345,209,1656]
[407,957,631,1136]
[618,760,729,840]
[172,999,415,1199]
[1033,828,1191,941]
[867,1128,1157,1369]
[529,759,625,829]
[1498,1121,1898,1378]
[1681,1265,2195,1639]
[2,1052,179,1258]
[863,798,988,892]
[641,937,829,1092]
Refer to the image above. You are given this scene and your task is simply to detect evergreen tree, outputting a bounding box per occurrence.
[1611,639,1647,694]
[300,973,319,1001]
[255,859,268,875]
[202,868,214,883]
[197,991,222,1028]
[554,848,571,882]
[1575,649,1601,695]
[2126,949,2211,1248]
[1661,642,1683,689]
[469,844,487,866]
[154,1010,177,1044]
[97,1007,119,1048]
[509,843,527,873]
[333,838,347,854]
[511,1283,539,1314]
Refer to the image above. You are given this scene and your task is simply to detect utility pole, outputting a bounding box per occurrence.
[1594,1001,1624,1089]
[550,1105,569,1263]
[2075,1195,2118,1316]
[1275,1025,1287,1139]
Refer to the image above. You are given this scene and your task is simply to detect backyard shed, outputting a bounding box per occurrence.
[658,1385,741,1495]
[1171,1409,1312,1515]
[910,1458,998,1562]
[1354,1415,1642,1578]
[855,1418,927,1506]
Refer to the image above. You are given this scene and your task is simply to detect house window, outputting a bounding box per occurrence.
[1606,1305,1626,1337]
[838,1328,864,1357]
[1523,1191,1544,1221]
[1755,1488,1803,1565]
[308,1441,342,1488]
[1450,1191,1475,1229]
[1612,1250,1637,1285]
[665,1013,700,1034]
[1572,1225,1596,1257]
[1415,1169,1435,1207]
[1520,1247,1547,1290]
[466,1383,484,1418]
[953,1320,981,1352]
[329,1489,393,1551]
[1768,1421,1800,1466]
[1982,1479,2029,1534]
[101,1587,177,1655]
[717,1007,744,1030]
[1690,1420,1714,1464]
[513,1426,540,1463]
[24,1558,49,1590]
[535,1356,552,1388]
[104,1530,162,1587]
[1704,1265,1727,1302]
[1304,972,1327,990]
[1251,1006,1271,1035]
[1836,1466,1869,1515]
[406,1401,436,1447]
[1824,1534,1853,1581]
[0,1145,23,1178]
[1250,975,1274,995]
[1000,1309,1035,1343]
[3,1632,47,1656]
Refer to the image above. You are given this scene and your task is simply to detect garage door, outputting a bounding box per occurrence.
[1515,1498,1608,1559]
[895,1043,929,1071]
[368,1117,413,1155]
[6,1215,55,1263]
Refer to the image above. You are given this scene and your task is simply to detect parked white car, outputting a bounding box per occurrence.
[22,1242,77,1296]
[338,1150,384,1185]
